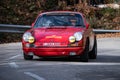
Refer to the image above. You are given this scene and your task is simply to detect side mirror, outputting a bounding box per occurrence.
[86,23,89,29]
[31,23,34,28]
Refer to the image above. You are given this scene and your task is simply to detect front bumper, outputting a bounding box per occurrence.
[23,47,84,57]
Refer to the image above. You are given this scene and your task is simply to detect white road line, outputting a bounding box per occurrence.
[8,54,21,60]
[24,72,45,80]
[67,62,120,66]
[35,62,120,66]
[0,63,8,66]
[9,62,19,68]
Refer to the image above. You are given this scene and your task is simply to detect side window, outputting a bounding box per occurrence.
[83,16,90,28]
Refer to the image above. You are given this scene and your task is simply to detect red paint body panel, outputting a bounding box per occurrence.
[33,27,84,47]
[23,47,83,57]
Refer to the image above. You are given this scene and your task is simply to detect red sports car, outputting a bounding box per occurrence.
[22,11,97,62]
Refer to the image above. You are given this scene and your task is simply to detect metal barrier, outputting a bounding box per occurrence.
[93,29,120,34]
[0,24,120,33]
[0,24,30,33]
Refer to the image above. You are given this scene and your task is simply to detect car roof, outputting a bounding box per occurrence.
[39,11,83,16]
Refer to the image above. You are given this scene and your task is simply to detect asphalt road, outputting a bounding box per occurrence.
[0,38,120,80]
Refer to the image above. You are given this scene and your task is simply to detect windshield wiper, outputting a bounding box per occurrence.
[46,26,67,29]
[75,24,85,27]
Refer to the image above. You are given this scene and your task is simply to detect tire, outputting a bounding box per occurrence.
[80,40,89,62]
[23,53,33,60]
[89,36,97,59]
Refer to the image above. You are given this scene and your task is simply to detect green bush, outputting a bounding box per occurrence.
[104,0,114,3]
[0,33,22,44]
[42,0,58,10]
[89,8,120,29]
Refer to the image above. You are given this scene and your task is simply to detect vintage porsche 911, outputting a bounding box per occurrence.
[22,11,97,62]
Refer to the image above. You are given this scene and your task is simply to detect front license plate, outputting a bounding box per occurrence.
[43,43,60,46]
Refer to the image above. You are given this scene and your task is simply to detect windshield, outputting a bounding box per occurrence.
[34,13,85,28]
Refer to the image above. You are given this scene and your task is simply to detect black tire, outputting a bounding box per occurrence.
[23,53,33,60]
[80,40,89,62]
[89,36,97,59]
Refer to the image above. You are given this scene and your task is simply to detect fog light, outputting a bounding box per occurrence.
[69,52,76,56]
[69,36,76,43]
[28,36,35,43]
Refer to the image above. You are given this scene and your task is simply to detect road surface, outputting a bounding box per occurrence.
[0,38,120,80]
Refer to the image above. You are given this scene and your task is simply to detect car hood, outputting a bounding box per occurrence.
[33,27,85,47]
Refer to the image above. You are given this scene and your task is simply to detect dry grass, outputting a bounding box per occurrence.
[97,33,120,38]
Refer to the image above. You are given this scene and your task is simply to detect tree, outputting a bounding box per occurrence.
[42,0,58,10]
[104,0,114,4]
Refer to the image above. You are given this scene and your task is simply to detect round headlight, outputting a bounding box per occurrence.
[74,32,82,41]
[23,32,32,42]
[69,36,76,43]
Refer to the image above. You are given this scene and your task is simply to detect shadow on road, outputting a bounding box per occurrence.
[95,55,120,63]
[30,55,120,63]
[33,57,82,62]
[19,48,120,63]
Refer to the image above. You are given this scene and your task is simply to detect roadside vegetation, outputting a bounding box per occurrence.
[0,0,120,43]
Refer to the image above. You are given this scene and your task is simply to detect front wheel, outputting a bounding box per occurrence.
[89,36,97,59]
[23,53,33,60]
[80,40,89,62]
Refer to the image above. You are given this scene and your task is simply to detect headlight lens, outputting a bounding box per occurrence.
[74,32,82,41]
[69,36,76,43]
[23,32,35,43]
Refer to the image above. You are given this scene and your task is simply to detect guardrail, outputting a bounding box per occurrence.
[93,29,120,34]
[0,24,30,33]
[0,24,120,33]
